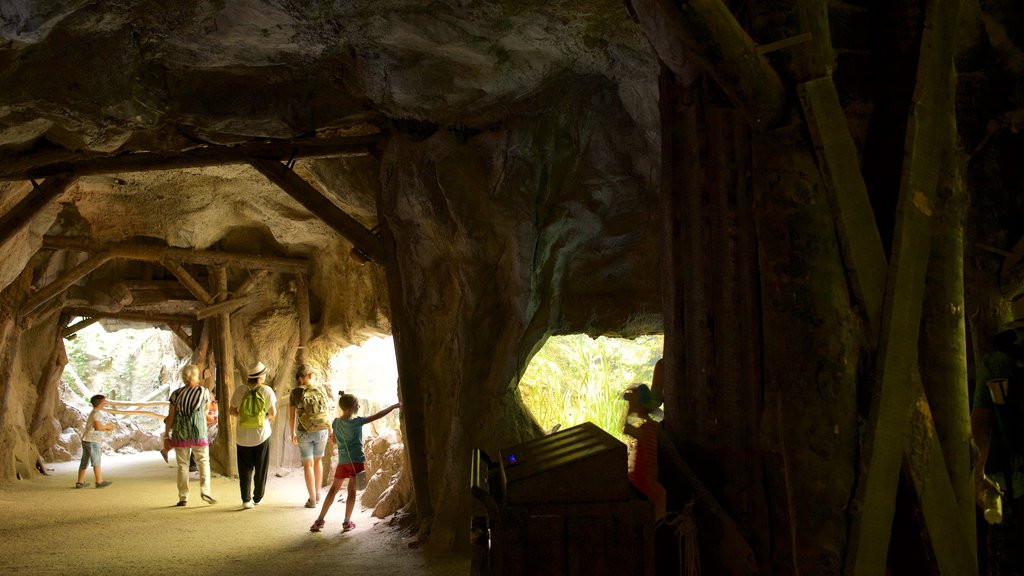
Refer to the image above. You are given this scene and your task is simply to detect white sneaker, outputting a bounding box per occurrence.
[243,500,254,509]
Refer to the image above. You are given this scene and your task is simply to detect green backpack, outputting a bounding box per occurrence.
[239,386,267,429]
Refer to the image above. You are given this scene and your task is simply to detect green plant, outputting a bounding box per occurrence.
[517,334,663,442]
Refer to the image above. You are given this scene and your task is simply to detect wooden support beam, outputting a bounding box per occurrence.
[234,269,269,297]
[629,0,785,129]
[62,317,99,338]
[210,266,237,475]
[249,159,383,263]
[658,429,758,574]
[845,0,965,574]
[903,372,976,575]
[19,252,114,319]
[42,235,309,273]
[296,274,312,364]
[0,174,77,248]
[167,323,194,349]
[798,77,888,337]
[63,307,195,325]
[191,320,210,366]
[160,260,214,306]
[0,134,381,181]
[195,294,255,320]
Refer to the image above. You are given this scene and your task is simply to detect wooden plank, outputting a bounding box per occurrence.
[903,373,976,575]
[0,174,76,247]
[0,134,380,181]
[43,235,309,273]
[296,273,312,363]
[234,269,269,297]
[167,323,194,349]
[62,317,99,338]
[160,260,214,306]
[630,0,785,129]
[63,306,195,325]
[210,266,237,475]
[798,77,888,336]
[195,294,255,320]
[19,252,114,318]
[845,0,963,573]
[249,159,383,262]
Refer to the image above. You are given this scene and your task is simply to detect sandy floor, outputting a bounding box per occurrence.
[0,452,469,576]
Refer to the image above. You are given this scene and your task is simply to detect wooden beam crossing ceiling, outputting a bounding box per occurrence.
[41,236,309,273]
[248,158,383,263]
[0,174,77,248]
[63,307,196,325]
[0,134,381,181]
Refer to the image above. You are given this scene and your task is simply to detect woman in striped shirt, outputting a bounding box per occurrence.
[164,364,217,506]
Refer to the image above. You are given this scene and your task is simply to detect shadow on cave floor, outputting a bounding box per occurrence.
[0,452,467,576]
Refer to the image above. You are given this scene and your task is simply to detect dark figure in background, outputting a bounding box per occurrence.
[972,328,1024,575]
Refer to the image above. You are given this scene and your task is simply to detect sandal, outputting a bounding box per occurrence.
[201,493,217,505]
[304,498,316,508]
[75,482,89,489]
[342,521,356,532]
[310,519,325,532]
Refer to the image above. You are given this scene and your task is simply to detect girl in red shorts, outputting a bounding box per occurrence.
[310,393,401,532]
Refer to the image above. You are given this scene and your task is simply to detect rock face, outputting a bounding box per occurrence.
[0,0,660,553]
[1,0,1021,570]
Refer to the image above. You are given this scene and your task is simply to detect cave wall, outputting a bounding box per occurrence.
[379,78,661,548]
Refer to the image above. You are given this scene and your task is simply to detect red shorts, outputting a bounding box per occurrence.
[334,462,365,480]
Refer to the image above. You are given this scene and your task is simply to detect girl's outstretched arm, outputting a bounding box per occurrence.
[364,402,401,424]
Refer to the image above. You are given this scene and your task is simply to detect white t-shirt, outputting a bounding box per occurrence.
[232,384,277,447]
[82,408,106,443]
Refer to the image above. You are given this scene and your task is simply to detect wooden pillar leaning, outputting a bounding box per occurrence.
[210,266,237,476]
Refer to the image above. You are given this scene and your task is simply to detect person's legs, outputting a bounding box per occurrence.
[313,456,323,502]
[237,444,255,503]
[311,429,328,502]
[92,446,104,483]
[344,477,357,522]
[252,438,271,504]
[77,442,91,485]
[315,478,344,523]
[302,458,316,503]
[194,445,212,498]
[174,446,190,501]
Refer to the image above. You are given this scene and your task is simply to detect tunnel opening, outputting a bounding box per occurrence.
[518,333,664,442]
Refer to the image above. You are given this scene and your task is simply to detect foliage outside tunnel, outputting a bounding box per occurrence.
[518,334,663,442]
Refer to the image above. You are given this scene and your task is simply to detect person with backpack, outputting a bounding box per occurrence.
[230,361,278,509]
[289,363,332,508]
[973,328,1024,574]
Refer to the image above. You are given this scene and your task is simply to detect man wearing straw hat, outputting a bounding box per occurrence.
[230,361,278,509]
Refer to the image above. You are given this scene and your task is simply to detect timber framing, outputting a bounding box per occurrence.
[0,134,381,181]
[248,158,383,263]
[0,174,77,248]
[19,236,307,321]
[42,236,309,273]
[63,307,195,325]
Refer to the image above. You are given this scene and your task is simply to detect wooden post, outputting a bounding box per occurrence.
[845,0,965,573]
[210,266,237,476]
[0,315,24,435]
[295,274,312,364]
[42,236,309,272]
[629,0,785,129]
[192,320,210,366]
[0,174,76,248]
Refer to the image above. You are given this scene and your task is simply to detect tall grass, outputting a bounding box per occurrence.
[517,334,664,442]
